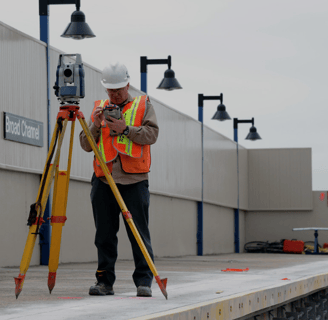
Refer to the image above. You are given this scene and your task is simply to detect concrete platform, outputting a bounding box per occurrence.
[1,254,328,320]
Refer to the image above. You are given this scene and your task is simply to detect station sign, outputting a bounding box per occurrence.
[3,112,44,147]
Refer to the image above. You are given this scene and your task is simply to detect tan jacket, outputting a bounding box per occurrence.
[79,93,159,185]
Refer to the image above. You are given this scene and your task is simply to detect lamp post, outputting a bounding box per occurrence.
[140,55,182,94]
[38,0,95,265]
[197,93,231,255]
[233,118,261,253]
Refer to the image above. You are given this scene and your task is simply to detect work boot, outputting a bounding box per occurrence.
[89,282,114,296]
[137,286,152,297]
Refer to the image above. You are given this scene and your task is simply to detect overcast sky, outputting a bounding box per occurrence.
[1,0,328,190]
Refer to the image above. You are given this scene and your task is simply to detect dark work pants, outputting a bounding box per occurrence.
[90,173,154,288]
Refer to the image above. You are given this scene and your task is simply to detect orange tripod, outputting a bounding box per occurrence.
[15,104,168,299]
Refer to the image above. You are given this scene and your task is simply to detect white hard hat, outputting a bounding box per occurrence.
[100,62,130,89]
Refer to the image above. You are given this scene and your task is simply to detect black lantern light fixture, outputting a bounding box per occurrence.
[211,94,231,121]
[140,55,182,93]
[245,125,261,141]
[157,57,182,91]
[61,0,95,39]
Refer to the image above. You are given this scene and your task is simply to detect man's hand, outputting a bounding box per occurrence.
[105,111,127,134]
[93,106,105,128]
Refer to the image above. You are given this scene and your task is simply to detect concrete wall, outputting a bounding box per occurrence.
[248,148,313,211]
[245,191,328,247]
[59,179,97,263]
[0,169,40,267]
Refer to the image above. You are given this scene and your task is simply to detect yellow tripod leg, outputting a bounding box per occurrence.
[79,118,168,299]
[48,121,75,293]
[15,119,69,298]
[48,170,68,293]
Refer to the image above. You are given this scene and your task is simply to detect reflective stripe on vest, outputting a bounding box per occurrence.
[113,96,145,158]
[99,131,106,162]
[125,96,140,156]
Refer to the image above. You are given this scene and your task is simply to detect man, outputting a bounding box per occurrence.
[79,62,159,297]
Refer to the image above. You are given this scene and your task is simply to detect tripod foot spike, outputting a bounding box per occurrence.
[14,274,26,299]
[48,272,57,294]
[155,276,168,299]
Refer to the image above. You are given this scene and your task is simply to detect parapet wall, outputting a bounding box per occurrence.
[246,191,328,247]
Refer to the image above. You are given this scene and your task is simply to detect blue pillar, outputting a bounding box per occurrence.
[141,72,147,94]
[234,210,240,253]
[233,127,240,253]
[233,128,238,144]
[197,105,203,256]
[39,12,51,265]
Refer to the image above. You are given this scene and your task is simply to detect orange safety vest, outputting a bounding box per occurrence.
[91,96,151,177]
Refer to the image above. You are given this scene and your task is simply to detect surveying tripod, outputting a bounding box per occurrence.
[14,103,168,299]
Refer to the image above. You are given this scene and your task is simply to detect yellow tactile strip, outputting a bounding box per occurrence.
[130,273,328,320]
